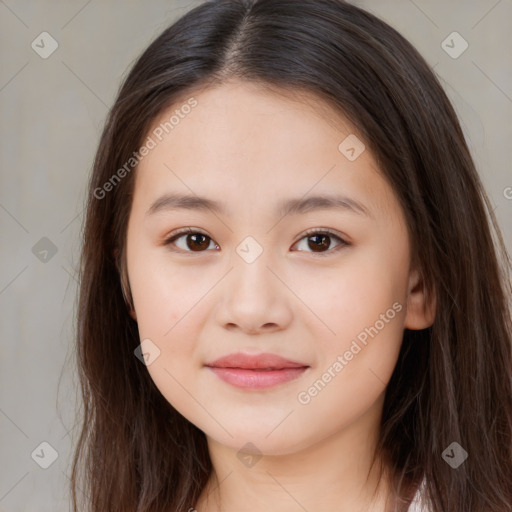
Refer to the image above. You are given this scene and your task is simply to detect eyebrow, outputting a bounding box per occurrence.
[145,192,373,219]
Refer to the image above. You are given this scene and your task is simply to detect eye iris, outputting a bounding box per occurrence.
[187,233,210,251]
[308,234,330,252]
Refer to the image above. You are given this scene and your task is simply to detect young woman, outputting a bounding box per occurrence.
[71,1,512,511]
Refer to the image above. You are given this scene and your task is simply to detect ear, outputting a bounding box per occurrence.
[404,268,436,330]
[113,247,138,322]
[128,306,137,322]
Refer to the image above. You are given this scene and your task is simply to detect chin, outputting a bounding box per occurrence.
[206,426,307,457]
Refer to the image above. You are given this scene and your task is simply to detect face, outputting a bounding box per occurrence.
[124,80,432,455]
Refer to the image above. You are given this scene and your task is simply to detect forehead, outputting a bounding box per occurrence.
[132,80,397,222]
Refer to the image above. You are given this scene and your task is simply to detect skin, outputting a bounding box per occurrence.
[124,79,436,512]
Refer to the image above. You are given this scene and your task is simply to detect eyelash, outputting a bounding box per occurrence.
[162,227,350,256]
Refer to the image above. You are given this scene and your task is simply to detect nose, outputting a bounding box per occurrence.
[215,248,293,335]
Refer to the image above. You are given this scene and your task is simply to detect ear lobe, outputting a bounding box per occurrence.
[404,269,436,330]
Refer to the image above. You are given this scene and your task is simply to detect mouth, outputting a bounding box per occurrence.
[204,352,309,389]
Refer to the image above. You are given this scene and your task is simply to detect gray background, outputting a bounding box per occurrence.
[0,0,511,510]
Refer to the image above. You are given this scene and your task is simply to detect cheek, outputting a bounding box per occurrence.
[128,247,204,334]
[127,247,206,393]
[297,252,405,340]
[296,294,404,430]
[298,254,406,396]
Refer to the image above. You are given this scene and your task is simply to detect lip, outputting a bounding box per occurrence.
[206,352,307,370]
[205,352,309,389]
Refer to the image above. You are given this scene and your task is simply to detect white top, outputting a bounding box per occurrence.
[408,480,430,511]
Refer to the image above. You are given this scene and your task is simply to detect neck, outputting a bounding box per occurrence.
[194,396,395,512]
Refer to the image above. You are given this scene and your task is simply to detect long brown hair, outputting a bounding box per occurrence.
[71,1,512,510]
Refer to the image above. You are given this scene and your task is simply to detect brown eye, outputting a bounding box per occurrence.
[164,229,217,252]
[307,233,331,252]
[183,233,211,251]
[292,229,349,256]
